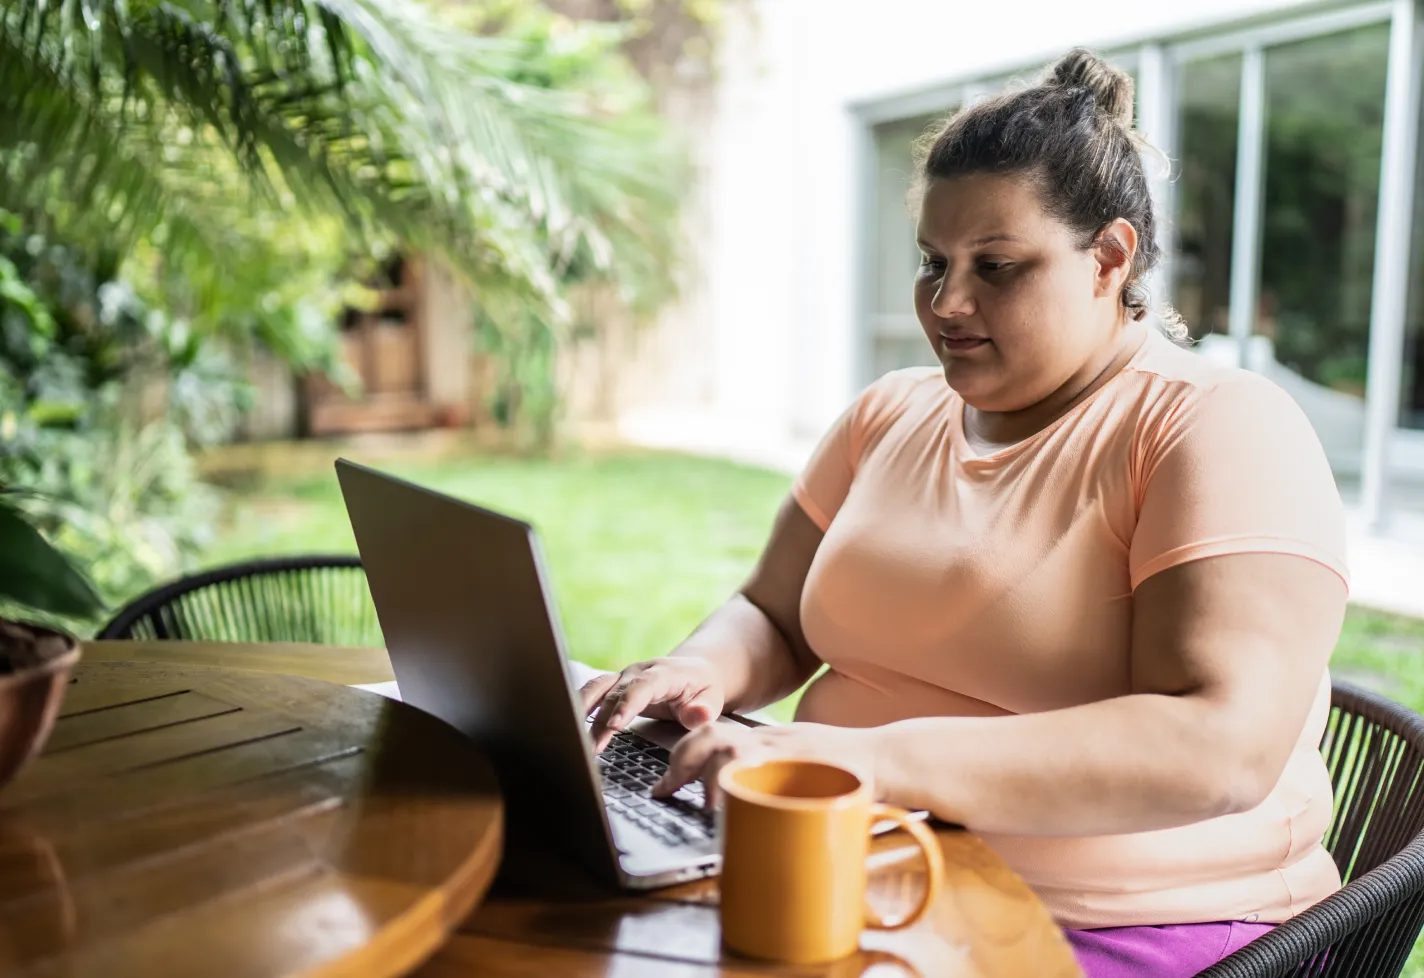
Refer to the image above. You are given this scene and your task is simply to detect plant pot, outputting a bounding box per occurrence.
[0,619,81,791]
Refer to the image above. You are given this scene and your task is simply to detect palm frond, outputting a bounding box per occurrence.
[3,0,680,282]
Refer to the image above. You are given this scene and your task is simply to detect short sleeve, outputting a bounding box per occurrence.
[792,371,924,532]
[1128,373,1349,592]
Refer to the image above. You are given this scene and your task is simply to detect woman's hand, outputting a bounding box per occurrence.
[652,720,882,806]
[580,657,727,752]
[580,498,827,754]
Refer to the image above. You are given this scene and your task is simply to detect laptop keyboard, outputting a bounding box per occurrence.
[596,731,716,847]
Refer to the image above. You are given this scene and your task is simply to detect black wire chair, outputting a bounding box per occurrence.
[96,555,384,648]
[1198,681,1424,978]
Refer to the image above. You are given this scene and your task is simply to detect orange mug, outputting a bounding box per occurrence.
[717,757,944,964]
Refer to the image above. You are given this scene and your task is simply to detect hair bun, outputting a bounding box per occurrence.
[1045,47,1135,128]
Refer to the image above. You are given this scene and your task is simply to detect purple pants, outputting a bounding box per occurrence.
[1067,921,1275,978]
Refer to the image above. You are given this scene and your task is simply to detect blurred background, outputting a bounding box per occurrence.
[3,0,1424,724]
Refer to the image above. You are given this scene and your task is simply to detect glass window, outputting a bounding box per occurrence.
[868,113,944,380]
[1171,54,1241,339]
[1257,24,1390,405]
[1403,95,1424,430]
[1406,294,1423,428]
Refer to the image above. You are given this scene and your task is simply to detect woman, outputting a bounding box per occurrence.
[582,48,1348,977]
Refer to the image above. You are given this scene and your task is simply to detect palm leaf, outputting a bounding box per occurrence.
[0,0,682,310]
[0,494,104,619]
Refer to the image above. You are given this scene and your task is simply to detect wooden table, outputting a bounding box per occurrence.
[74,642,1084,977]
[0,660,502,978]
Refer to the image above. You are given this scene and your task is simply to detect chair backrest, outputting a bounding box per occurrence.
[97,556,384,648]
[1322,684,1424,885]
[1198,681,1424,977]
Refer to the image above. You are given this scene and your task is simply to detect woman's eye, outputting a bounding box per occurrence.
[978,260,1012,274]
[919,255,946,271]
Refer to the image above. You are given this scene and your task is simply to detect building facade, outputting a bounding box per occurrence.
[615,0,1424,532]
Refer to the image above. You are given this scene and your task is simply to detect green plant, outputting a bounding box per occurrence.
[0,492,103,622]
[1,0,686,405]
[0,210,218,623]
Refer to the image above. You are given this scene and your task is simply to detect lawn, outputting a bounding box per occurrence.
[1332,605,1424,714]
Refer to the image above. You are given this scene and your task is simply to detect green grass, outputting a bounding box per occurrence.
[203,448,1424,970]
[1332,605,1424,713]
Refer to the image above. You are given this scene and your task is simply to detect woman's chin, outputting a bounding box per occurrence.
[941,368,1030,413]
[939,360,995,399]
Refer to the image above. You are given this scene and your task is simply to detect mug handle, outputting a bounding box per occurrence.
[862,804,944,931]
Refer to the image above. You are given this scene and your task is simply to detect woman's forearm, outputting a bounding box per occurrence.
[671,593,818,715]
[874,692,1271,837]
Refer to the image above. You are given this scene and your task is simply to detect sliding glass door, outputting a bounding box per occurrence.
[1168,17,1396,476]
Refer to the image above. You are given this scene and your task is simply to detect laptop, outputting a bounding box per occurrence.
[335,458,726,889]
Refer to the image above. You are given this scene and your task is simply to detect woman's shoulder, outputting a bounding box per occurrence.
[1124,332,1303,420]
[821,367,955,466]
[851,366,954,429]
[1120,333,1327,470]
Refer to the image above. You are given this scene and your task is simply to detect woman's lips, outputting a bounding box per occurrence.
[939,334,989,353]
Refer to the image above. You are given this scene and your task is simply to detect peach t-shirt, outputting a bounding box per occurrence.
[792,330,1350,930]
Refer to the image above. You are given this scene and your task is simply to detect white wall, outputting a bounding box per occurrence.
[618,0,1385,462]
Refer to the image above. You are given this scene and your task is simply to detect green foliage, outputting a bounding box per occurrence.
[0,494,103,620]
[428,0,690,442]
[0,0,686,383]
[0,210,220,624]
[476,303,563,447]
[0,218,104,622]
[1258,24,1389,393]
[0,0,693,614]
[13,409,218,615]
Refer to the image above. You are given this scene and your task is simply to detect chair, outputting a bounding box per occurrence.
[1198,681,1424,977]
[97,555,384,648]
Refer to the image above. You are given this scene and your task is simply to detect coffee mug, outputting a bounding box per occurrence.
[717,757,944,964]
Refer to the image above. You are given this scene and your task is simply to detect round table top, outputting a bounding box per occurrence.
[70,641,1083,977]
[0,659,502,978]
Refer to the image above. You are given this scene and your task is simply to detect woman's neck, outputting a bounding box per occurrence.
[964,322,1148,455]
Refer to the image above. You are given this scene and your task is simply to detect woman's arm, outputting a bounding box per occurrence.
[872,552,1346,835]
[583,495,824,744]
[670,495,825,713]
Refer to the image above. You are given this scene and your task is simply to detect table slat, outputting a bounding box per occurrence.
[6,710,301,806]
[44,692,238,753]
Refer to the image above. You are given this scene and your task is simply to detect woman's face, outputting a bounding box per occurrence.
[914,172,1132,412]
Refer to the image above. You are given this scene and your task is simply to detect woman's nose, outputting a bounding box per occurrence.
[931,274,975,319]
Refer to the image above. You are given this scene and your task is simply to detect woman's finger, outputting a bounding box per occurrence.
[654,726,738,797]
[674,685,724,729]
[590,672,668,752]
[701,744,742,809]
[579,672,621,716]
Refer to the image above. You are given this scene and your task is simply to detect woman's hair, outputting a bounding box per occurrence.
[914,48,1185,340]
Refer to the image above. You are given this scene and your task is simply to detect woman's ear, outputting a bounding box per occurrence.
[1092,218,1139,300]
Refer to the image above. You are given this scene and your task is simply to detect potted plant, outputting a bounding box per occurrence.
[0,490,104,788]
